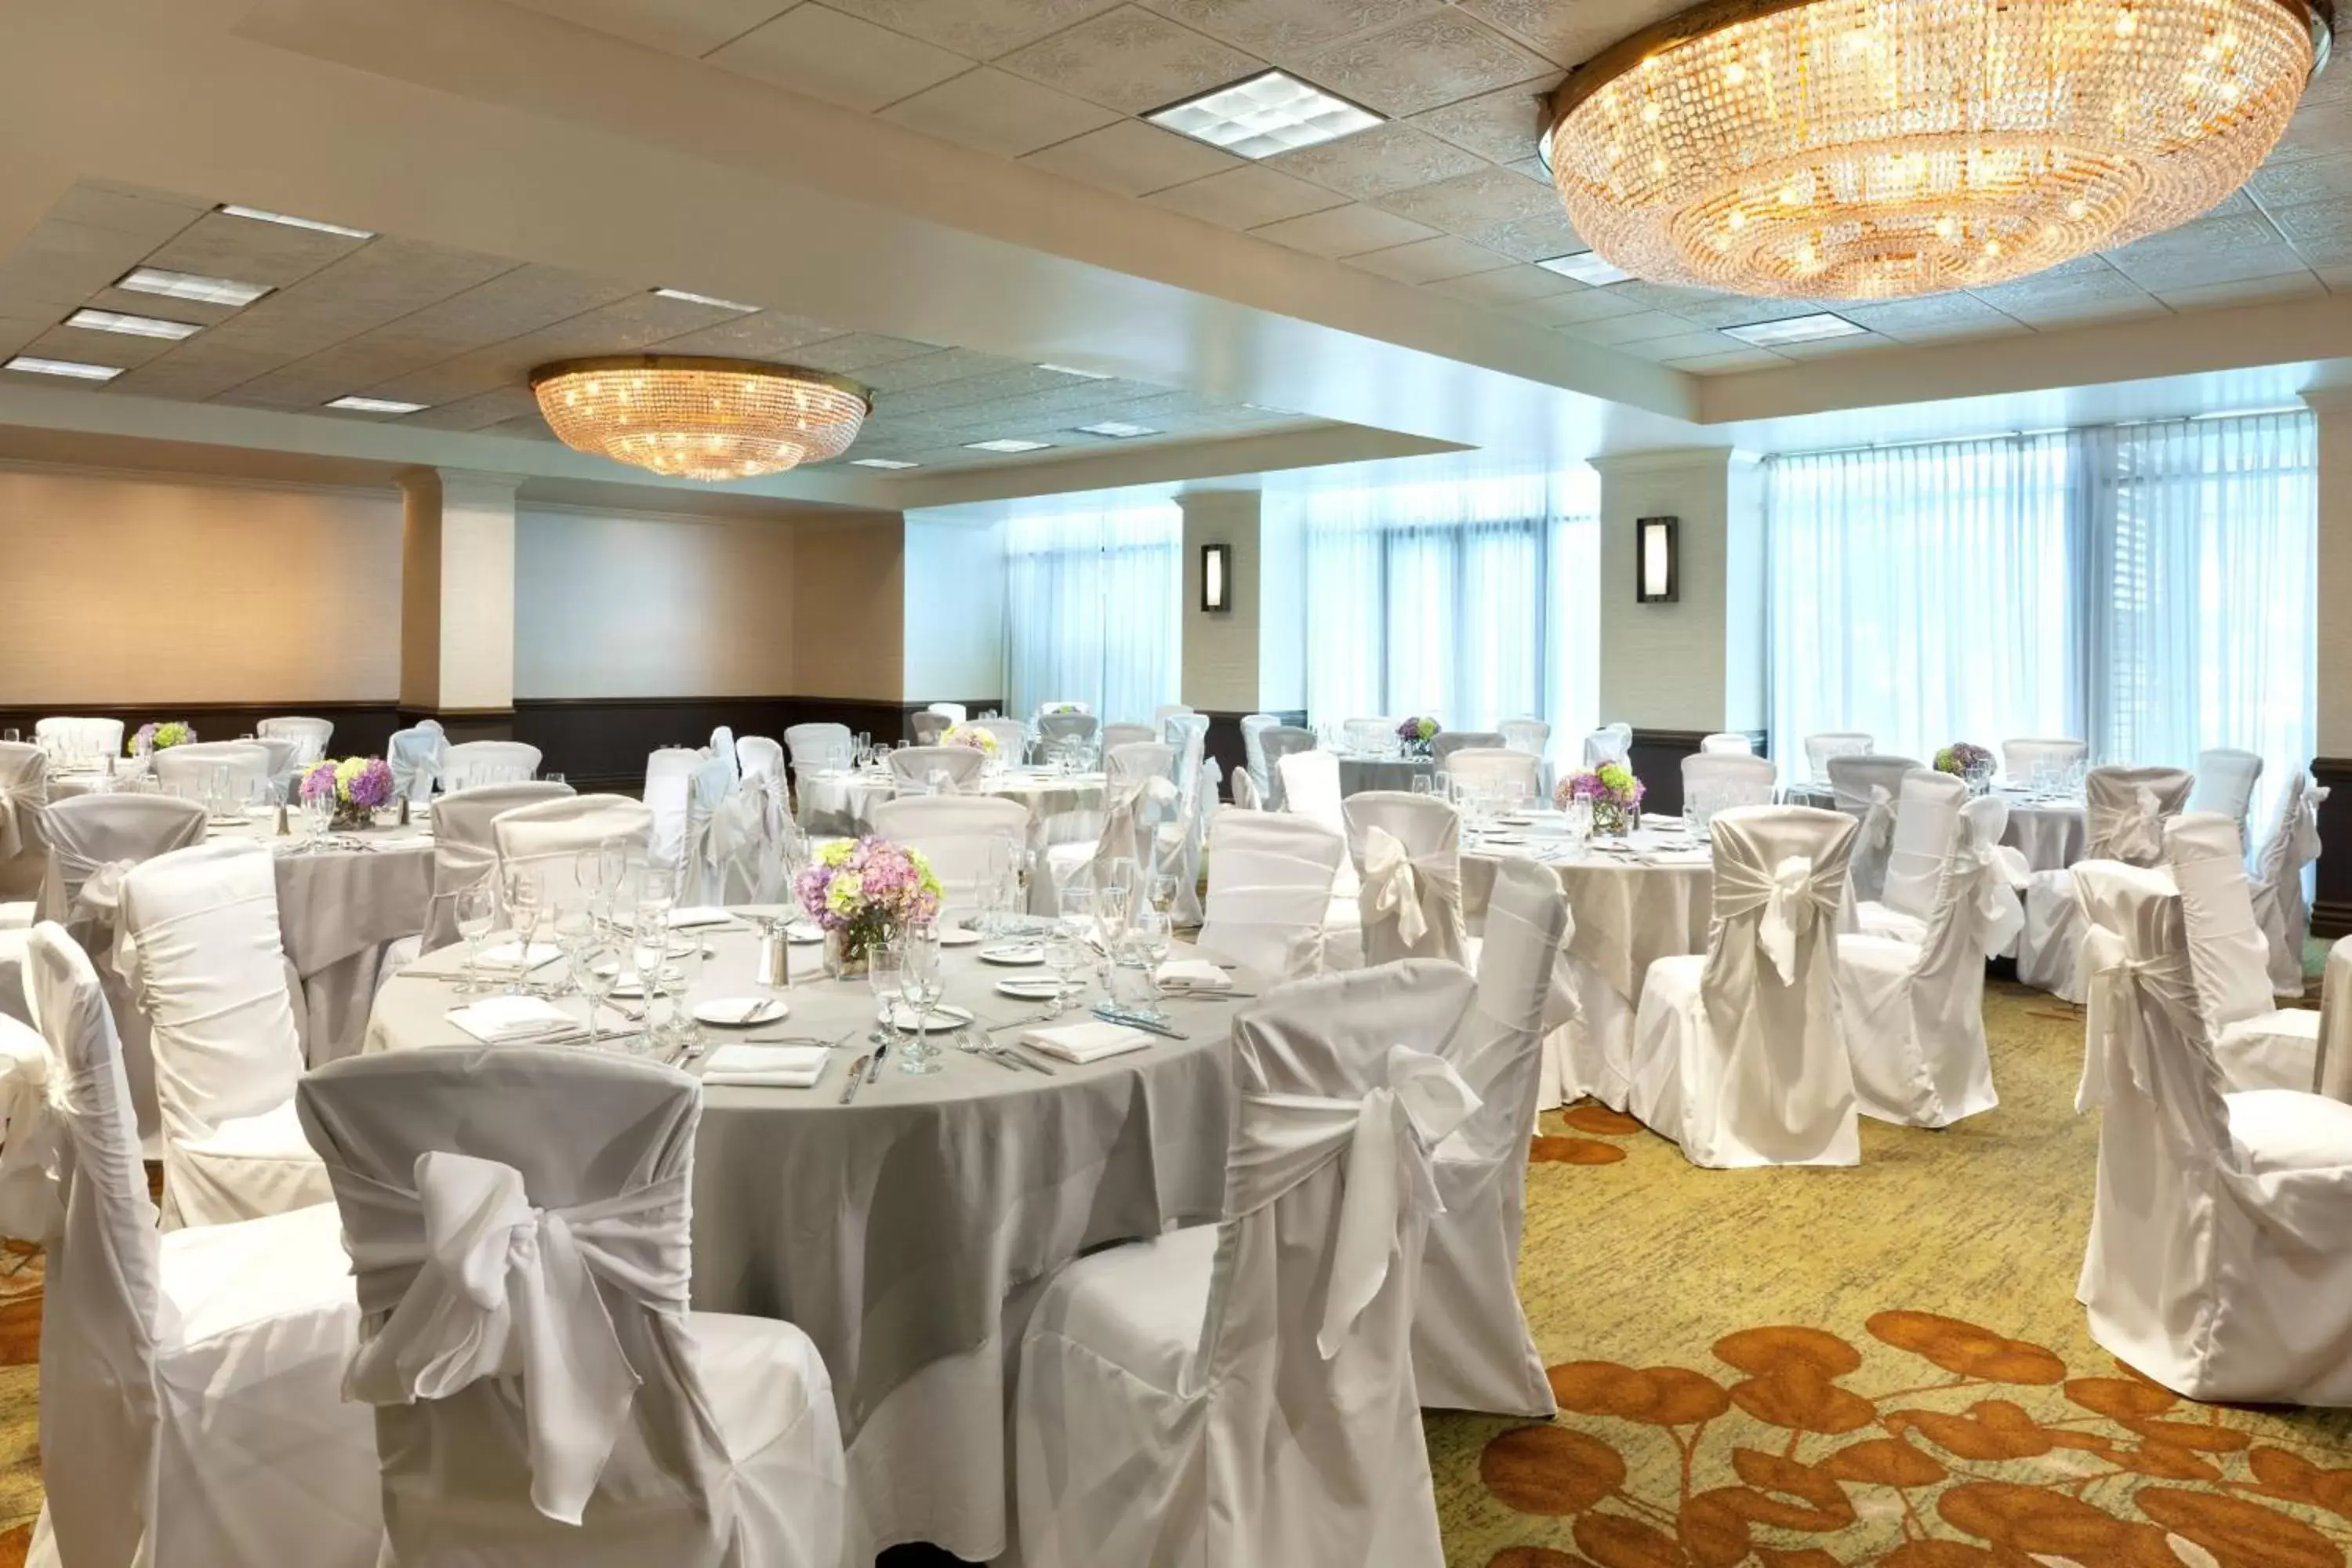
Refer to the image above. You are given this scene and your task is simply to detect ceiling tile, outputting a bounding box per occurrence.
[1406,78,1559,164]
[1452,0,1677,67]
[878,67,1122,155]
[1138,0,1438,57]
[1555,307,1693,344]
[1248,202,1439,256]
[2101,212,2291,289]
[20,322,179,370]
[708,5,971,111]
[0,220,199,316]
[996,5,1262,114]
[1613,328,1739,362]
[1374,165,1553,232]
[1265,123,1486,200]
[878,364,1077,415]
[1018,118,1244,195]
[503,0,793,56]
[2260,198,2352,266]
[1145,165,1349,227]
[2152,270,2326,311]
[358,387,542,431]
[822,0,1122,58]
[1599,281,1776,329]
[2246,151,2352,209]
[1515,283,1646,325]
[1423,263,1577,307]
[1343,234,1513,283]
[1768,333,1896,361]
[1298,11,1548,117]
[786,332,946,372]
[857,347,1022,391]
[649,312,852,357]
[358,292,756,405]
[1835,294,2023,342]
[1666,349,1788,374]
[1967,263,2164,326]
[143,210,371,289]
[2269,94,2352,163]
[46,185,209,247]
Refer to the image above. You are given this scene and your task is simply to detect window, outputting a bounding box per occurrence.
[1003,500,1181,721]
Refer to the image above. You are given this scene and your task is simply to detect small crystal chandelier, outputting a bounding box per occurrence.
[530,356,870,481]
[1542,0,2332,299]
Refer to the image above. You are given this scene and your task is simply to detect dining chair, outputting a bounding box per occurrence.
[1014,961,1475,1568]
[492,793,656,906]
[2164,812,2321,1091]
[1428,730,1504,765]
[1627,805,1861,1168]
[910,711,953,746]
[1679,753,1774,818]
[1852,768,1969,944]
[2250,769,2326,998]
[413,782,576,951]
[1240,713,1280,793]
[1581,723,1632,768]
[975,717,1027,758]
[23,924,381,1568]
[2190,746,2265,839]
[298,1047,848,1565]
[2016,764,2193,1001]
[0,741,48,906]
[152,741,272,803]
[256,715,334,767]
[1257,726,1316,811]
[890,744,985,793]
[442,740,544,791]
[35,715,125,760]
[871,794,1029,916]
[1195,811,1346,979]
[1343,792,1467,968]
[1827,753,1924,903]
[1498,719,1551,759]
[926,701,968,727]
[1802,731,1874,786]
[1443,746,1541,800]
[1097,721,1151,753]
[1699,731,1753,756]
[783,723,854,775]
[2001,736,2088,785]
[1107,741,1174,786]
[387,723,448,802]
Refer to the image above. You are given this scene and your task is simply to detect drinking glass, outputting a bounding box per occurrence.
[898,924,944,1076]
[1131,906,1173,1016]
[630,922,672,1051]
[303,787,333,846]
[552,903,595,998]
[1411,773,1432,795]
[454,883,498,994]
[2,729,16,745]
[544,772,567,786]
[1147,872,1178,917]
[576,941,621,1051]
[662,941,704,1055]
[503,870,543,996]
[867,939,903,1047]
[1044,923,1090,1017]
[976,839,1010,938]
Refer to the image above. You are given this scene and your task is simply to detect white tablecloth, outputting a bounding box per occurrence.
[1998,791,2087,873]
[366,922,1244,1562]
[1336,755,1436,797]
[800,767,1106,853]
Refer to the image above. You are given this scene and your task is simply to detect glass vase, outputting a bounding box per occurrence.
[824,929,869,980]
[1592,800,1631,838]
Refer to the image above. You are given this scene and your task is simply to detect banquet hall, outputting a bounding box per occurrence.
[5,0,2352,1563]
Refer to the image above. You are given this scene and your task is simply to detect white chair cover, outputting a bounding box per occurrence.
[1840,797,2021,1127]
[870,795,1029,915]
[258,735,302,788]
[256,716,334,768]
[1828,753,1923,903]
[890,745,984,793]
[33,793,207,1152]
[910,712,952,746]
[1196,812,1345,978]
[2070,861,2352,1404]
[1414,859,1566,1416]
[444,740,543,791]
[1038,713,1102,752]
[1279,747,1358,902]
[2165,812,2321,1093]
[495,795,658,908]
[122,841,332,1229]
[2017,764,2194,1001]
[1108,741,1175,786]
[705,726,741,781]
[1498,719,1551,759]
[711,778,788,906]
[1013,961,1475,1568]
[1802,731,1873,786]
[1581,722,1632,768]
[1171,760,1211,928]
[152,741,271,801]
[1857,768,1969,938]
[1152,703,1194,732]
[1258,727,1316,811]
[1342,793,1467,967]
[1681,753,1775,818]
[974,718,1027,759]
[0,1010,53,1241]
[37,715,125,759]
[2002,736,2088,783]
[2190,746,2266,833]
[20,924,379,1568]
[1231,768,1264,811]
[1443,747,1541,799]
[1700,731,1753,756]
[926,702,968,726]
[1429,730,1504,765]
[0,742,49,901]
[783,724,854,775]
[1035,699,1093,717]
[296,1047,847,1566]
[1240,713,1280,791]
[1628,806,1861,1168]
[2251,770,2326,998]
[417,782,575,951]
[387,724,447,803]
[678,757,740,906]
[643,746,702,870]
[736,734,789,835]
[1097,720,1151,753]
[1059,768,1181,904]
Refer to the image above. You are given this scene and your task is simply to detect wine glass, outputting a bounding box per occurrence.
[576,940,620,1050]
[552,902,595,998]
[1147,873,1178,916]
[502,869,543,996]
[898,924,944,1076]
[1044,922,1090,1017]
[631,922,672,1053]
[1131,906,1173,1017]
[867,939,903,1047]
[454,883,498,994]
[663,940,705,1056]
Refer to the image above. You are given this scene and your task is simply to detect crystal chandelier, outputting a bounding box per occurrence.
[1542,0,2331,299]
[530,356,870,481]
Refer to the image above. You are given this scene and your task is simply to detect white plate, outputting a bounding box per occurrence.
[1480,833,1527,846]
[783,921,825,944]
[978,943,1045,966]
[886,1002,974,1031]
[995,978,1065,1000]
[588,960,681,997]
[693,996,789,1027]
[938,927,983,947]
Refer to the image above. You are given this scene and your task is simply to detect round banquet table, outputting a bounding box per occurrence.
[1336,754,1436,797]
[365,920,1244,1562]
[1998,790,2087,873]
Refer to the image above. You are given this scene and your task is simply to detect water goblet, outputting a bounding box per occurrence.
[454,883,498,995]
[1131,907,1173,1017]
[503,872,544,996]
[1044,923,1090,1016]
[898,925,944,1076]
[575,941,622,1050]
[552,903,595,998]
[663,941,705,1055]
[867,939,903,1047]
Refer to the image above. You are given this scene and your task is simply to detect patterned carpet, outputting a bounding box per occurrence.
[5,968,2349,1567]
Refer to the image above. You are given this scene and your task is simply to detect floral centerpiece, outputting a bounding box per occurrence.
[1043,702,1085,716]
[945,724,998,756]
[129,720,197,757]
[1934,741,1997,795]
[1559,763,1646,837]
[1396,716,1441,759]
[299,756,395,829]
[795,835,942,977]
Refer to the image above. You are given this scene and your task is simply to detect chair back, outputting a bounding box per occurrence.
[975,718,1027,758]
[256,716,334,767]
[1581,724,1632,768]
[2251,769,2327,996]
[1258,726,1316,811]
[494,794,656,906]
[737,735,784,786]
[1280,748,1345,829]
[296,1047,748,1558]
[1240,714,1280,787]
[1498,720,1551,760]
[641,746,703,869]
[1163,710,1208,750]
[1036,699,1093,717]
[1342,793,1466,967]
[1038,713,1101,750]
[152,741,271,802]
[1231,768,1264,811]
[1153,704,1194,731]
[1442,855,1565,1167]
[910,711,952,746]
[2002,737,2088,784]
[1098,721,1151,753]
[1442,747,1539,800]
[443,740,543,791]
[784,723,854,775]
[1108,741,1175,787]
[387,724,447,803]
[1196,812,1345,978]
[677,756,741,904]
[2162,812,2275,1032]
[1700,732,1753,756]
[1681,753,1775,818]
[0,742,49,899]
[925,702,968,726]
[1828,753,1922,902]
[421,782,575,950]
[1802,731,1873,786]
[1898,797,2024,1080]
[870,794,1029,913]
[1878,768,1968,920]
[1428,731,1501,764]
[2085,765,2194,866]
[1341,717,1392,754]
[2190,747,2265,830]
[890,745,985,793]
[36,716,125,761]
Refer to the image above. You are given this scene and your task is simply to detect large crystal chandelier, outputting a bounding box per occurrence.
[531,356,870,481]
[1543,0,2331,299]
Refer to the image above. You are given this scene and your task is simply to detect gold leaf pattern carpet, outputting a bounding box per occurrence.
[5,970,2350,1567]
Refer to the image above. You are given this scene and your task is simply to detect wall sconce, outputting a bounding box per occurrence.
[1635,516,1679,603]
[1200,542,1232,613]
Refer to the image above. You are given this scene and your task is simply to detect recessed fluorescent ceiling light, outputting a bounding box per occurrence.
[1537,251,1633,286]
[1721,313,1867,347]
[5,356,122,381]
[217,205,373,239]
[117,267,272,307]
[1147,70,1381,158]
[66,307,201,340]
[1076,420,1157,438]
[653,287,758,310]
[1037,363,1112,379]
[966,438,1052,453]
[325,395,426,414]
[851,458,920,469]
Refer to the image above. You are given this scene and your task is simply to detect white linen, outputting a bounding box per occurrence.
[1240,713,1279,793]
[871,794,1029,914]
[2001,796,2089,874]
[2165,812,2321,1092]
[416,782,575,951]
[1628,806,1861,1168]
[1256,726,1315,811]
[1019,1020,1152,1063]
[1230,768,1264,810]
[702,1044,828,1087]
[1699,731,1752,755]
[152,740,270,801]
[448,996,574,1045]
[387,723,446,803]
[1498,718,1551,760]
[1013,961,1474,1568]
[442,739,543,791]
[678,755,739,905]
[1343,792,1467,966]
[642,746,702,870]
[35,715,124,760]
[1414,857,1565,1417]
[1828,753,1922,903]
[1196,812,1345,979]
[1156,957,1231,990]
[296,1047,847,1564]
[2319,936,2352,1103]
[2070,862,2352,1404]
[890,744,984,793]
[2190,746,2266,835]
[1095,720,1149,752]
[256,716,333,768]
[1682,752,1774,817]
[2251,771,2325,997]
[1802,732,1873,786]
[1581,722,1632,768]
[783,724,853,775]
[495,793,655,906]
[0,741,48,900]
[2017,764,2193,1001]
[1278,747,1356,899]
[20,924,379,1568]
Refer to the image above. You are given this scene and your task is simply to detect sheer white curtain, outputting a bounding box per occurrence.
[1004,501,1181,723]
[1276,468,1599,741]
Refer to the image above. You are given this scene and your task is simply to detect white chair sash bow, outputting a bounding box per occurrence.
[1733,854,1831,984]
[0,779,34,862]
[1359,826,1428,949]
[340,1149,691,1526]
[2092,786,2166,865]
[1091,774,1178,890]
[1232,1046,1476,1358]
[1859,786,1896,857]
[1964,840,2032,958]
[0,1028,57,1243]
[63,853,140,984]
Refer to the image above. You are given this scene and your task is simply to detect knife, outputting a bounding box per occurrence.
[1091,1004,1189,1040]
[866,1041,887,1083]
[840,1056,870,1103]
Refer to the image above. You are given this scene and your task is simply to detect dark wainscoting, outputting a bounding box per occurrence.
[509,695,1004,793]
[1625,727,1770,819]
[2314,756,2352,938]
[0,701,404,758]
[1200,710,1305,799]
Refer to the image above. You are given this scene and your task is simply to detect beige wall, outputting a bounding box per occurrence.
[1595,448,1766,735]
[1179,491,1259,713]
[2308,393,2352,757]
[794,514,906,702]
[902,514,1004,702]
[0,464,402,703]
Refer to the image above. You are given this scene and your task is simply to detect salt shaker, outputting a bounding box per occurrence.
[753,916,791,989]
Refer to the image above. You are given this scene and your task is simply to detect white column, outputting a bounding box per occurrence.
[1178,490,1262,715]
[1592,447,1766,736]
[398,468,520,720]
[2299,390,2352,934]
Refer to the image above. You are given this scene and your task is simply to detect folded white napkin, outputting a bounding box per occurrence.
[448,996,576,1044]
[666,906,735,929]
[702,1044,829,1087]
[478,940,563,969]
[1156,958,1231,991]
[1020,1021,1151,1063]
